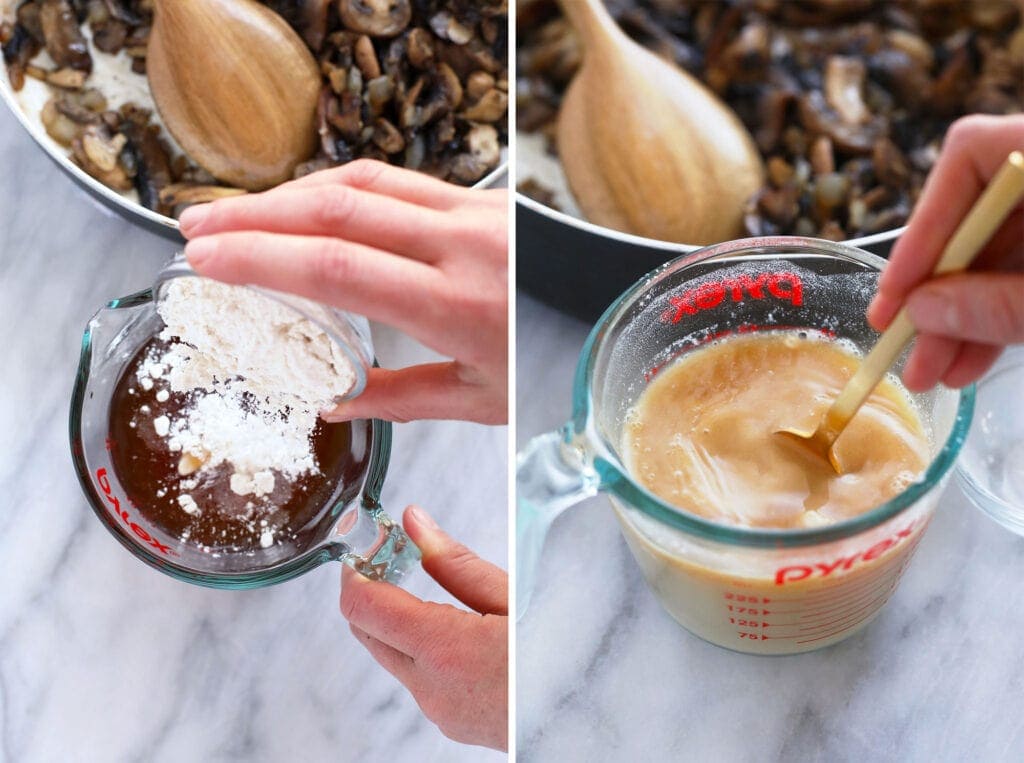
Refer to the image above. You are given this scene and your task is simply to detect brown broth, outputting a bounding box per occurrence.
[108,338,367,554]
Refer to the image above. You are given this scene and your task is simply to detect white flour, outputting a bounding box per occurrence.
[139,277,356,500]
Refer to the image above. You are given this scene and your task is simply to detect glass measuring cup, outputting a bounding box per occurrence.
[518,237,974,655]
[70,260,419,588]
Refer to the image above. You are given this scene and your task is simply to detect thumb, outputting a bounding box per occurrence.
[321,363,501,424]
[403,505,507,616]
[906,273,1024,345]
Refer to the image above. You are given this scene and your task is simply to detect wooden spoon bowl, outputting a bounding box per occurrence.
[147,0,321,191]
[557,0,765,245]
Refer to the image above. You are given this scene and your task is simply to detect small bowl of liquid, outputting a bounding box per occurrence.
[957,347,1024,533]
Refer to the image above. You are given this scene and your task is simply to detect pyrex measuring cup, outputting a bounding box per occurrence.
[70,260,419,588]
[518,237,974,655]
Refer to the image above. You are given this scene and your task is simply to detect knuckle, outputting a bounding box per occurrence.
[310,238,354,290]
[312,186,358,231]
[339,158,387,189]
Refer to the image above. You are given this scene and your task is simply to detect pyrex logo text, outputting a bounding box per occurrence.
[774,520,918,585]
[96,468,176,556]
[662,272,804,324]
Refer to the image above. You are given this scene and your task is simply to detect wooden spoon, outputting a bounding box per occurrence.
[556,0,765,244]
[147,0,321,191]
[776,150,1024,474]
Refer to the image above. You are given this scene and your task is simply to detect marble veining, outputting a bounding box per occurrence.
[516,292,1024,762]
[0,105,506,763]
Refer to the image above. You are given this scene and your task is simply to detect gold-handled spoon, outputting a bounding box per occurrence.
[776,150,1024,474]
[147,0,321,191]
[556,0,765,244]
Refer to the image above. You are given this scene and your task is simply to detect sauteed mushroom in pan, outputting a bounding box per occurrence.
[2,0,507,217]
[517,0,1022,240]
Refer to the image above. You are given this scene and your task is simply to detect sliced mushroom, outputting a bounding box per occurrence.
[466,70,495,101]
[40,66,89,88]
[159,183,246,208]
[353,34,380,79]
[328,91,364,141]
[365,74,394,116]
[337,0,412,38]
[459,89,507,122]
[430,11,473,45]
[2,21,41,91]
[824,56,870,125]
[72,125,131,190]
[449,123,500,183]
[120,118,174,212]
[39,0,92,72]
[406,27,434,69]
[371,117,405,154]
[41,98,81,145]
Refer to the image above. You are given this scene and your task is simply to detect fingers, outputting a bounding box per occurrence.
[869,210,1024,332]
[906,273,1024,345]
[942,343,1004,389]
[282,158,473,210]
[872,115,1024,307]
[179,185,450,264]
[184,231,443,339]
[349,623,416,683]
[902,333,961,392]
[403,506,508,616]
[321,363,506,425]
[340,566,453,656]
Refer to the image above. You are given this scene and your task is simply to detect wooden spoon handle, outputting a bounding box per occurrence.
[557,0,620,51]
[823,150,1024,440]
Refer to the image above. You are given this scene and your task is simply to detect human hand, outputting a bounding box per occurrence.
[868,114,1024,391]
[340,506,507,751]
[178,160,508,424]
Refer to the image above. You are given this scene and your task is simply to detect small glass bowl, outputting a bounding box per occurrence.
[956,347,1024,533]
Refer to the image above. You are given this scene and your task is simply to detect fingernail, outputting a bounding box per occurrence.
[409,505,439,531]
[907,289,958,333]
[184,237,217,270]
[178,203,210,235]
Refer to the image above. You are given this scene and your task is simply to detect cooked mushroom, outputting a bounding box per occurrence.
[71,124,131,190]
[519,0,1018,239]
[120,113,174,212]
[159,183,246,213]
[7,0,507,215]
[38,0,91,72]
[460,88,508,122]
[824,56,870,125]
[371,117,404,154]
[449,123,500,183]
[2,19,40,90]
[337,0,412,38]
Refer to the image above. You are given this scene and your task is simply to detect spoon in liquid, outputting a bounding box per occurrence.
[556,0,765,244]
[146,0,321,191]
[776,151,1024,474]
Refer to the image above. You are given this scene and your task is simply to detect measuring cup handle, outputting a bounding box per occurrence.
[336,503,421,583]
[517,426,600,620]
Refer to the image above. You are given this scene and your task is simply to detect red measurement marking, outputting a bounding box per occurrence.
[95,467,177,557]
[798,581,898,620]
[795,607,885,645]
[797,590,894,634]
[661,272,803,325]
[774,521,919,586]
[754,555,906,614]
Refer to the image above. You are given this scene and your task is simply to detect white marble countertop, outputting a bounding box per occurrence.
[516,293,1024,762]
[0,105,506,762]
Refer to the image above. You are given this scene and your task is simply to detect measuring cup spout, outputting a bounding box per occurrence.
[517,426,600,619]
